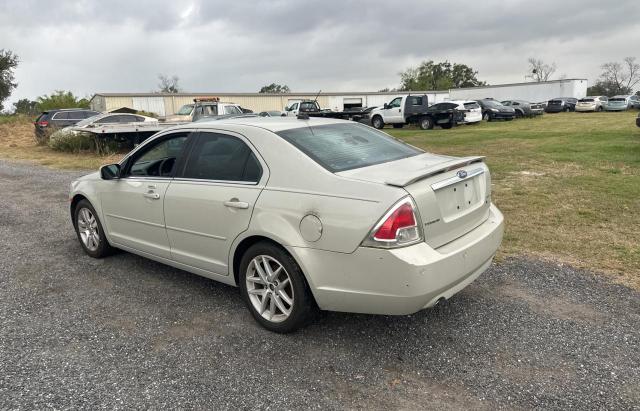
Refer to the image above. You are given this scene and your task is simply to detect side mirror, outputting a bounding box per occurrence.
[100,163,121,180]
[383,103,389,109]
[284,106,290,111]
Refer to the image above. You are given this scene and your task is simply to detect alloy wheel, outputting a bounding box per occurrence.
[245,255,294,323]
[77,208,100,251]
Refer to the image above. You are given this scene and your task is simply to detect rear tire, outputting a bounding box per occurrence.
[372,116,384,129]
[515,110,523,119]
[239,242,316,333]
[73,199,114,258]
[419,117,434,130]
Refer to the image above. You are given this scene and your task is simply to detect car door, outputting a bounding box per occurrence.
[163,131,267,275]
[100,131,191,259]
[382,97,403,123]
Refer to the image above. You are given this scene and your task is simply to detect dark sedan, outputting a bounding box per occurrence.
[545,98,577,113]
[476,99,516,121]
[501,100,543,118]
[34,108,100,142]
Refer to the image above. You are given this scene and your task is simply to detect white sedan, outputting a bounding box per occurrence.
[448,100,483,124]
[69,117,504,332]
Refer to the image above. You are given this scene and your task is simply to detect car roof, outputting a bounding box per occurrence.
[176,115,351,133]
[42,108,95,113]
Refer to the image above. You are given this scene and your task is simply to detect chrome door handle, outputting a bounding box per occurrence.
[143,192,160,200]
[224,200,249,209]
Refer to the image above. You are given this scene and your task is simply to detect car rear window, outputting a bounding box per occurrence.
[580,98,594,102]
[609,98,625,102]
[276,123,422,173]
[463,102,480,109]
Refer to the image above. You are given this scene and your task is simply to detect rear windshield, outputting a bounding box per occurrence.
[464,102,480,109]
[609,98,626,102]
[579,98,594,102]
[276,123,422,172]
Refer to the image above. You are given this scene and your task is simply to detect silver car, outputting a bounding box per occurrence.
[69,117,504,332]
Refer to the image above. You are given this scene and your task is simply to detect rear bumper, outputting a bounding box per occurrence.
[605,106,627,111]
[575,105,597,112]
[545,106,564,113]
[290,204,504,315]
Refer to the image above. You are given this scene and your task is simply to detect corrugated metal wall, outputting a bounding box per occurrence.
[449,79,588,103]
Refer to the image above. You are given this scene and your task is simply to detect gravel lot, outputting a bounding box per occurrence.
[0,159,638,410]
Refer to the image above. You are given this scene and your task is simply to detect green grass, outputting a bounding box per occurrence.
[388,111,640,288]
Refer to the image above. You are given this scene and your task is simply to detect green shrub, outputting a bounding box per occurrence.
[48,129,95,153]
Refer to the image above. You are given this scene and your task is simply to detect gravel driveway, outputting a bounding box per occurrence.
[0,159,638,410]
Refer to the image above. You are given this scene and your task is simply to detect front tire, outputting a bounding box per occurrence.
[483,112,492,121]
[371,116,384,129]
[74,199,114,258]
[239,242,316,333]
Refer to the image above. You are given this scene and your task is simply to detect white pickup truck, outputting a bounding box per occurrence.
[165,98,245,122]
[367,94,454,130]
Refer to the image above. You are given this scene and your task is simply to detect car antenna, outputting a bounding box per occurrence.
[313,89,321,106]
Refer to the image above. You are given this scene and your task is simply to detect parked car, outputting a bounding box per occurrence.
[606,95,635,111]
[637,112,640,127]
[476,99,516,121]
[69,117,504,333]
[70,113,156,130]
[416,102,465,129]
[500,100,540,118]
[34,108,100,140]
[448,100,482,124]
[575,96,608,112]
[165,98,244,122]
[259,110,284,117]
[632,95,640,109]
[545,97,577,113]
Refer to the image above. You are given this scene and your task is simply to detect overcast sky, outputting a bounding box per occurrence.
[1,0,639,105]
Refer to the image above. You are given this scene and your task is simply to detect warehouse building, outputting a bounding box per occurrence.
[90,79,588,116]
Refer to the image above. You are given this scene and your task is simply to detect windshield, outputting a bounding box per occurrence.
[609,98,626,102]
[276,123,422,172]
[176,104,194,115]
[75,114,103,127]
[579,98,594,102]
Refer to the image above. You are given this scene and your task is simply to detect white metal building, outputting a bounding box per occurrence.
[448,79,588,103]
[90,79,589,116]
[90,91,450,116]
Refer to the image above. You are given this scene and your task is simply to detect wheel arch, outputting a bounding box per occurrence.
[230,234,319,304]
[70,194,90,226]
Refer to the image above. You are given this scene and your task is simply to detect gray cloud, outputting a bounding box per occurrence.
[1,0,639,106]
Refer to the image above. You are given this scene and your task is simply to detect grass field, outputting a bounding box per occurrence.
[1,111,639,287]
[389,111,640,288]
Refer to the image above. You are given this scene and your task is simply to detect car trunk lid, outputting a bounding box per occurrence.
[337,153,491,248]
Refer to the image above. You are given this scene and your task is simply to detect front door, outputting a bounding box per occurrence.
[100,131,190,259]
[382,97,403,123]
[163,131,267,274]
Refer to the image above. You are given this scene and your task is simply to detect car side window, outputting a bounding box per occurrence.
[126,133,189,178]
[182,132,262,183]
[225,106,242,115]
[53,112,69,120]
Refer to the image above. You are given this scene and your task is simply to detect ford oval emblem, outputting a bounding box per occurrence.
[457,170,468,179]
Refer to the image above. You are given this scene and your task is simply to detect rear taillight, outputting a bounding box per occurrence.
[362,197,423,248]
[36,121,49,127]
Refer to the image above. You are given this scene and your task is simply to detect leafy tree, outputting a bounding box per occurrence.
[587,80,627,97]
[259,83,291,93]
[158,74,180,93]
[0,49,19,111]
[13,98,38,115]
[399,60,486,91]
[596,57,640,95]
[36,91,90,111]
[526,58,557,82]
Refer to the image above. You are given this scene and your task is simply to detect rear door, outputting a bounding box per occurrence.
[163,131,267,274]
[100,131,191,258]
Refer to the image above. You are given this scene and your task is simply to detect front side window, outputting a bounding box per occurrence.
[177,105,194,115]
[53,112,69,120]
[224,106,242,115]
[127,133,189,177]
[182,133,262,182]
[388,98,401,108]
[277,123,422,173]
